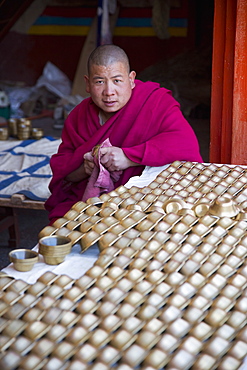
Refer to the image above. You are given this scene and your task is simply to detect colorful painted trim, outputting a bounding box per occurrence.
[28,7,188,37]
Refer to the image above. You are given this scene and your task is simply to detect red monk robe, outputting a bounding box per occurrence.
[45,80,203,221]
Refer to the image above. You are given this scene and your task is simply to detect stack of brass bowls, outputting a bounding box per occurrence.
[8,118,44,140]
[31,127,44,140]
[0,127,9,140]
[17,119,32,140]
[39,235,72,265]
[8,118,18,137]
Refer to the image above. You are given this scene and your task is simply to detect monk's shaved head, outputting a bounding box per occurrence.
[87,44,130,75]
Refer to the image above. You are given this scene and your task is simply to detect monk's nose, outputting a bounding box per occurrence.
[104,82,115,95]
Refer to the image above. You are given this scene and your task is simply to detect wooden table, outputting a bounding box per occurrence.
[0,194,45,248]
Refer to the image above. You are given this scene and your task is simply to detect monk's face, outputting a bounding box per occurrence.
[84,62,136,120]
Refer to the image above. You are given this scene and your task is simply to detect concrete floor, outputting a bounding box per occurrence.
[0,116,210,270]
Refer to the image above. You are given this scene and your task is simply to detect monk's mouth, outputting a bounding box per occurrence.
[104,101,116,107]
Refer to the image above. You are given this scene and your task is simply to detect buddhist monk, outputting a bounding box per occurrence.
[45,44,202,222]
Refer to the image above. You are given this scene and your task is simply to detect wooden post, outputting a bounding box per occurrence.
[220,0,236,163]
[210,0,226,163]
[210,0,247,165]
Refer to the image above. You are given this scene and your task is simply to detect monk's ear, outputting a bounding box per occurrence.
[129,71,136,89]
[84,75,90,93]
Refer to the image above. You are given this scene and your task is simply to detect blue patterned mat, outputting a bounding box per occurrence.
[0,137,60,201]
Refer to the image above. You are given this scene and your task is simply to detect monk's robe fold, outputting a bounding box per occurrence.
[45,80,203,221]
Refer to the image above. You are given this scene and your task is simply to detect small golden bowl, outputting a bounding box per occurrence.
[64,209,80,220]
[97,232,120,251]
[99,193,112,202]
[39,235,72,253]
[55,227,71,236]
[72,201,89,213]
[193,203,210,217]
[163,198,187,214]
[80,230,101,251]
[102,202,119,211]
[99,207,117,217]
[209,195,240,218]
[38,226,57,239]
[86,197,103,206]
[121,198,136,208]
[52,218,69,228]
[68,230,84,245]
[114,209,131,220]
[9,249,38,272]
[66,220,81,231]
[38,235,72,265]
[115,185,128,194]
[85,205,101,216]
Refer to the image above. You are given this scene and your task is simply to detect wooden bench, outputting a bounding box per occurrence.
[0,194,45,248]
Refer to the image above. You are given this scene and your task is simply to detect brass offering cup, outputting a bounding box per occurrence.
[163,198,187,214]
[9,249,38,272]
[193,203,210,217]
[86,197,103,206]
[38,235,72,265]
[38,225,57,239]
[209,195,240,218]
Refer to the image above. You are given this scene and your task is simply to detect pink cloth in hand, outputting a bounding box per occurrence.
[82,138,122,201]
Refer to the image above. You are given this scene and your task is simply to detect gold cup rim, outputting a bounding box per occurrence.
[9,249,38,261]
[39,235,72,247]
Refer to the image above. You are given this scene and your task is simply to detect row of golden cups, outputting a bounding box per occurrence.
[8,158,246,273]
[31,194,243,272]
[0,118,44,140]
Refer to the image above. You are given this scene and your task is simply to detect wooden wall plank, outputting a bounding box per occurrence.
[210,0,226,163]
[231,0,247,164]
[220,0,236,163]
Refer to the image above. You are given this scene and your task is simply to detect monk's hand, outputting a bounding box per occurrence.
[83,152,95,175]
[100,146,137,172]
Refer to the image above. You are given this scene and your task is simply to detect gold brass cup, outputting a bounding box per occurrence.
[163,198,187,214]
[209,195,240,218]
[38,225,57,239]
[9,249,38,272]
[38,235,72,265]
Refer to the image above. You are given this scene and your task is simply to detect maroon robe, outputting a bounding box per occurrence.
[45,80,202,221]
